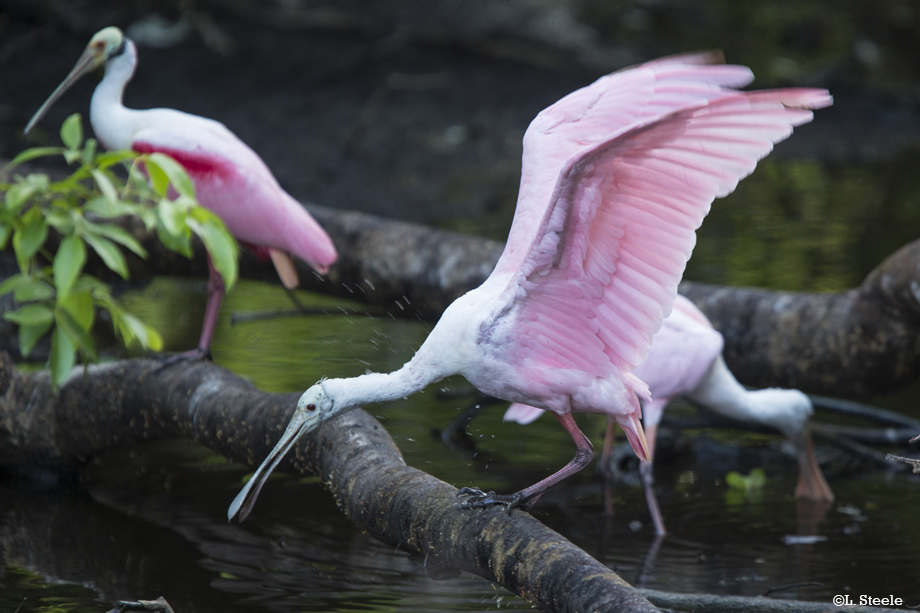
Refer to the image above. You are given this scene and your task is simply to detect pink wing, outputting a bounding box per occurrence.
[502,294,723,427]
[632,294,723,427]
[490,55,830,457]
[131,111,336,274]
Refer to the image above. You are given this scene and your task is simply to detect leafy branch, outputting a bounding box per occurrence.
[0,113,238,389]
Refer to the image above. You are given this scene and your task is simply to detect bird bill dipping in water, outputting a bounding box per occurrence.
[228,51,831,522]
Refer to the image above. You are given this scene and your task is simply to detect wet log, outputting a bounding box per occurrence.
[679,238,920,398]
[0,353,658,613]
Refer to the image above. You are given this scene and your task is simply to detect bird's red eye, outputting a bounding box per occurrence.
[306,404,317,412]
[93,40,105,50]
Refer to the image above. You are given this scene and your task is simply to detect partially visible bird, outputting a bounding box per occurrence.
[25,27,337,359]
[504,293,835,535]
[228,51,831,522]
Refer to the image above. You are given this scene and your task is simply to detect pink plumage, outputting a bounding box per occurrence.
[26,27,337,359]
[228,51,832,520]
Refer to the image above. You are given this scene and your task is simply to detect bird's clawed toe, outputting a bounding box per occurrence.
[154,347,212,373]
[456,487,524,514]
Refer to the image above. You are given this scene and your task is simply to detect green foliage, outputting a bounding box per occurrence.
[0,113,239,390]
[725,467,766,505]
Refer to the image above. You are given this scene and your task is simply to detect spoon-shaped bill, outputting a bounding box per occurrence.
[25,47,103,135]
[227,411,313,522]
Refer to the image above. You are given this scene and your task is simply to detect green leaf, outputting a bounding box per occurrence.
[60,289,94,330]
[0,274,27,297]
[13,278,54,302]
[19,320,53,357]
[80,138,98,165]
[0,223,11,249]
[85,222,146,257]
[8,147,65,167]
[61,113,83,150]
[45,208,75,234]
[91,168,119,203]
[13,208,49,270]
[187,207,238,289]
[146,159,170,197]
[53,235,87,298]
[83,233,129,278]
[84,196,140,219]
[50,324,77,391]
[95,150,137,169]
[4,182,37,213]
[4,303,54,327]
[55,306,97,361]
[156,224,192,258]
[146,153,196,198]
[119,312,163,351]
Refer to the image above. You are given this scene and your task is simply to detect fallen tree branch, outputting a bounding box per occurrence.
[0,353,658,613]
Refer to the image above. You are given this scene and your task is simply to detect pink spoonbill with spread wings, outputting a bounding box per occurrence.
[228,51,831,522]
[505,293,835,535]
[25,27,337,360]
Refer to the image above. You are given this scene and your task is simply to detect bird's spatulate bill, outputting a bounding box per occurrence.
[227,412,311,522]
[25,47,100,135]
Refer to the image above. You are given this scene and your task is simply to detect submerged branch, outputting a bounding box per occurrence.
[0,353,657,613]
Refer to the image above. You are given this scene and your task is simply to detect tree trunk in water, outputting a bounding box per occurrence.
[0,353,658,613]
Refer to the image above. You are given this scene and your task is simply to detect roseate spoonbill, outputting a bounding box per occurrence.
[504,293,835,535]
[229,52,831,522]
[25,27,337,359]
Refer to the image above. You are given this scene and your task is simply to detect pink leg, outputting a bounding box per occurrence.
[159,256,224,366]
[638,423,666,536]
[196,256,225,355]
[459,412,594,512]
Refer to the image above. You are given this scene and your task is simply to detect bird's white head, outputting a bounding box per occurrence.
[754,388,814,438]
[227,382,337,523]
[25,26,129,135]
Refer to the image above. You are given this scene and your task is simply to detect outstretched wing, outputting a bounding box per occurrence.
[494,62,830,418]
[493,52,757,277]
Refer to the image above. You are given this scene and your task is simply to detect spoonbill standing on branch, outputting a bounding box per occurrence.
[229,51,831,522]
[505,293,835,536]
[25,27,337,360]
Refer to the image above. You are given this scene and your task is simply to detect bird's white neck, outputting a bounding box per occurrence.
[90,39,138,150]
[689,357,811,437]
[321,350,447,413]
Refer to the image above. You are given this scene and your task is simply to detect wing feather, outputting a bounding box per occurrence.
[490,57,830,409]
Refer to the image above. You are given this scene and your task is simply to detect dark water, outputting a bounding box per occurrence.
[4,259,920,611]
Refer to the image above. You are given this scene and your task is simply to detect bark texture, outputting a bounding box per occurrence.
[0,353,658,613]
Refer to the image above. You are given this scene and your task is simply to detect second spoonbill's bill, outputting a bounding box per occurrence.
[229,51,832,522]
[25,27,337,360]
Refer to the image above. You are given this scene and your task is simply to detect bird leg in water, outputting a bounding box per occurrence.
[158,256,224,367]
[637,423,666,537]
[792,429,835,503]
[458,412,594,513]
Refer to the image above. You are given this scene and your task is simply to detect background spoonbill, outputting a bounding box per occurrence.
[229,51,831,522]
[505,293,835,535]
[25,26,337,360]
